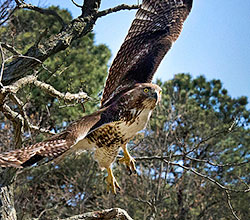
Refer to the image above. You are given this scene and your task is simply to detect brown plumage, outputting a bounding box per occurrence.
[101,0,193,107]
[0,0,193,193]
[0,84,161,193]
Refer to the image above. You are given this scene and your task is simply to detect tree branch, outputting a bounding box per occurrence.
[225,190,241,220]
[96,4,139,18]
[0,44,4,86]
[60,208,133,220]
[0,184,17,220]
[134,155,182,161]
[0,103,55,135]
[187,122,236,154]
[15,1,65,27]
[71,0,82,8]
[1,74,90,103]
[33,80,90,103]
[0,168,18,220]
[1,1,141,86]
[0,42,22,56]
[163,160,250,193]
[0,73,90,137]
[0,0,17,26]
[134,155,250,193]
[2,0,101,86]
[184,156,250,168]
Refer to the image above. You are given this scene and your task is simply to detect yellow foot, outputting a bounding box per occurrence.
[118,148,136,175]
[106,167,121,194]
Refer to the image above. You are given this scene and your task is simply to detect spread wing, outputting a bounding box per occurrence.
[0,107,115,168]
[101,0,193,107]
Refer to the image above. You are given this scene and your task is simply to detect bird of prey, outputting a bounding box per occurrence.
[0,0,193,194]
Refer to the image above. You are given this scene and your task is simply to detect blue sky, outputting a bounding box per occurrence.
[30,0,250,103]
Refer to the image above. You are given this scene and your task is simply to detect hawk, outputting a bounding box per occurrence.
[0,0,193,194]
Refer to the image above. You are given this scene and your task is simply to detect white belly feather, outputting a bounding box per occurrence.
[119,108,152,139]
[70,108,153,168]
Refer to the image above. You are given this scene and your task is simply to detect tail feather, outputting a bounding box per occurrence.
[0,139,71,168]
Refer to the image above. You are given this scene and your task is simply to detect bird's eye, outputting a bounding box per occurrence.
[144,88,149,93]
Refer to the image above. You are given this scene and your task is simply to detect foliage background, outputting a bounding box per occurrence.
[0,3,249,220]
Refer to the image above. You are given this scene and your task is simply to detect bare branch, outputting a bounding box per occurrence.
[0,0,17,26]
[0,42,22,56]
[0,103,55,135]
[71,0,82,8]
[0,43,52,76]
[134,155,182,161]
[187,122,236,154]
[225,190,241,220]
[0,185,17,220]
[96,4,139,18]
[185,156,250,168]
[60,208,133,220]
[0,44,4,86]
[163,160,250,193]
[132,155,250,193]
[2,75,38,94]
[16,1,65,27]
[33,80,90,103]
[134,198,153,208]
[2,74,90,103]
[81,0,101,17]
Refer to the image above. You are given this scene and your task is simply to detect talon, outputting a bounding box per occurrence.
[119,147,136,174]
[127,165,132,175]
[106,167,121,194]
[131,161,137,174]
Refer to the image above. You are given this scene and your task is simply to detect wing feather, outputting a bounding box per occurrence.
[0,109,109,168]
[101,0,193,107]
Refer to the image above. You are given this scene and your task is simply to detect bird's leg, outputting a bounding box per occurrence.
[119,144,136,175]
[106,167,120,194]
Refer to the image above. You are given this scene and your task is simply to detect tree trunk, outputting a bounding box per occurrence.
[0,168,17,220]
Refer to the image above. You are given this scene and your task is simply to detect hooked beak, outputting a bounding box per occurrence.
[153,91,158,100]
[152,91,161,103]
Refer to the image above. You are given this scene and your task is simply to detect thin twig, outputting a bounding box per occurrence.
[134,198,153,207]
[0,5,18,26]
[71,0,82,8]
[187,122,236,154]
[185,156,249,167]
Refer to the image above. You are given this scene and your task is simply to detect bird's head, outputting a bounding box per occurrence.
[120,83,162,110]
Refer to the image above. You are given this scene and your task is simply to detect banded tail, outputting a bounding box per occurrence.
[0,138,71,168]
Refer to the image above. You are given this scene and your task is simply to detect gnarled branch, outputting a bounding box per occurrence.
[2,1,101,85]
[1,74,90,103]
[61,208,133,220]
